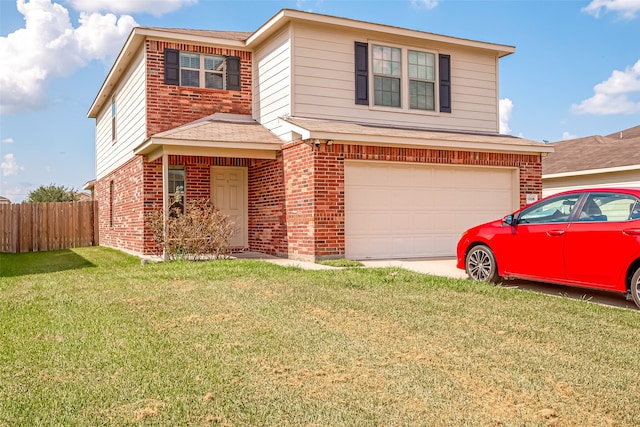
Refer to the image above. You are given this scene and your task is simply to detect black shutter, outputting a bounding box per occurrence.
[354,42,369,105]
[226,56,241,91]
[164,48,180,86]
[439,54,451,113]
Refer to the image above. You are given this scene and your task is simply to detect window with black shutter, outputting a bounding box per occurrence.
[354,42,369,105]
[163,49,241,91]
[438,54,451,113]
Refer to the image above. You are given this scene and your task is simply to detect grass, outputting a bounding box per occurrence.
[316,259,364,268]
[1,247,639,426]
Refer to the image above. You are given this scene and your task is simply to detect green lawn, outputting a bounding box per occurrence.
[1,247,639,426]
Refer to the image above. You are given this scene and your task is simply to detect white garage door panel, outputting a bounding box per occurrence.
[345,162,517,259]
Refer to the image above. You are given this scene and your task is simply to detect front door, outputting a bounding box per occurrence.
[211,166,247,248]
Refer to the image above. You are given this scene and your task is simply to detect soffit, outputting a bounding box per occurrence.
[280,116,552,154]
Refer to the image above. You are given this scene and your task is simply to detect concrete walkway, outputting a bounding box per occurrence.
[232,252,468,278]
[359,258,468,279]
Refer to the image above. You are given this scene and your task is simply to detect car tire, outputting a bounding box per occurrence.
[465,244,499,283]
[631,267,640,310]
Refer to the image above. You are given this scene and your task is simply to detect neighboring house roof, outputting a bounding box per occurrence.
[542,126,640,176]
[0,196,11,205]
[134,113,283,161]
[88,9,515,118]
[281,117,552,154]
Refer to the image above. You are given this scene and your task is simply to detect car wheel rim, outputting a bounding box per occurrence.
[469,249,492,280]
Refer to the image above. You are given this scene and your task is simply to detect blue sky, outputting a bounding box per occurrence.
[1,0,639,202]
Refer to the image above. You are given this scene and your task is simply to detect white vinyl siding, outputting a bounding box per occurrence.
[289,23,501,134]
[253,27,292,140]
[96,49,147,179]
[344,161,518,259]
[543,169,640,197]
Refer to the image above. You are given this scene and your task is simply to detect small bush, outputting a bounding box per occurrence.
[147,199,235,260]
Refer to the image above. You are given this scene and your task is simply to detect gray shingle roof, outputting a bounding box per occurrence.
[542,126,640,175]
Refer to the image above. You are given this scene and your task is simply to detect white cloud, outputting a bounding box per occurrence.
[582,0,640,19]
[0,0,137,114]
[2,138,14,144]
[571,59,640,115]
[499,98,513,134]
[68,0,197,17]
[562,131,577,140]
[411,0,439,9]
[1,153,24,176]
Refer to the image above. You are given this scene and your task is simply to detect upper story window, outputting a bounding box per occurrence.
[373,45,401,107]
[180,52,225,89]
[408,50,436,111]
[355,42,451,113]
[111,96,116,143]
[164,48,241,91]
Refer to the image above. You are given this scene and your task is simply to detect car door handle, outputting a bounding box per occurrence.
[547,230,566,236]
[623,228,640,236]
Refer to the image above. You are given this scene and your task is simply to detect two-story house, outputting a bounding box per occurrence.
[87,9,551,261]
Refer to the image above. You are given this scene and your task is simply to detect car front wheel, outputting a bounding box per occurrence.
[631,267,640,309]
[465,245,499,283]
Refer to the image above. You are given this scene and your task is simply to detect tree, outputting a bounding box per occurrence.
[26,184,78,203]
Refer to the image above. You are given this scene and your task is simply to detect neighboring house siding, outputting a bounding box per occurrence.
[146,40,253,136]
[96,49,146,180]
[289,24,500,133]
[253,27,292,140]
[543,169,640,197]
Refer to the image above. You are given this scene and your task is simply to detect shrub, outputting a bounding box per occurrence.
[147,199,235,260]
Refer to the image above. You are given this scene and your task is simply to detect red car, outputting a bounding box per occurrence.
[456,188,640,309]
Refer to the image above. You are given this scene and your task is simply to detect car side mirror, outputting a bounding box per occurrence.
[502,214,516,226]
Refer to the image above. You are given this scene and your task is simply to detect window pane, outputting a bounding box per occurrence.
[204,55,224,71]
[410,80,434,110]
[374,76,401,107]
[181,69,199,87]
[180,52,199,69]
[408,50,435,81]
[168,168,185,214]
[205,72,223,89]
[373,45,401,77]
[582,193,640,222]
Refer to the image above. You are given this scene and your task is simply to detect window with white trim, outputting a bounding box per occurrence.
[355,42,449,113]
[408,50,436,111]
[168,167,185,216]
[111,96,116,143]
[164,48,241,91]
[373,45,402,107]
[180,52,225,89]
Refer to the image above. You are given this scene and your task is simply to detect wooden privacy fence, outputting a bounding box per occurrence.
[0,201,98,253]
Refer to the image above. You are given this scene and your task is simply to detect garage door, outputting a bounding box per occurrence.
[345,161,518,259]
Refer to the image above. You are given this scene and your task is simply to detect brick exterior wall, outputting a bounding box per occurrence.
[96,144,540,260]
[96,155,288,257]
[145,40,252,137]
[281,141,542,261]
[248,155,288,256]
[95,157,146,254]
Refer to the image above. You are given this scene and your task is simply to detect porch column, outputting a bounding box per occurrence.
[162,154,168,261]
